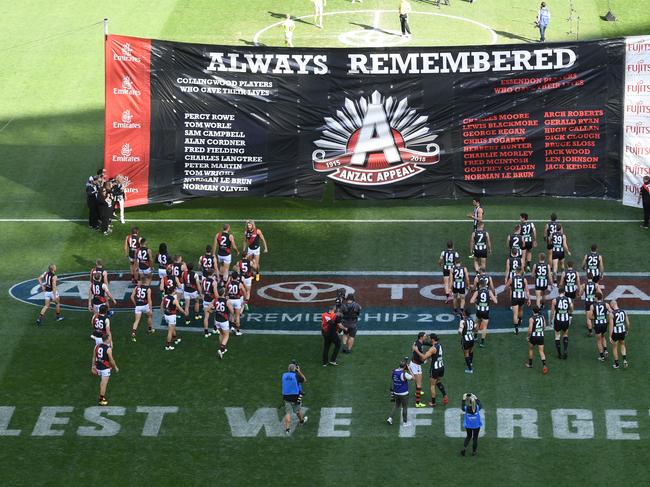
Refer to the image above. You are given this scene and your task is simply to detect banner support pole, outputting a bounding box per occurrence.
[104,18,109,38]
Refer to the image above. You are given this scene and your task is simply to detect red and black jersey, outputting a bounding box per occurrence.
[216,232,232,256]
[92,314,109,338]
[94,343,111,370]
[162,294,177,316]
[212,297,230,322]
[171,262,184,285]
[137,247,151,270]
[226,277,244,299]
[239,258,253,278]
[90,282,107,304]
[134,285,149,306]
[162,276,176,295]
[156,252,170,270]
[125,233,140,258]
[42,271,55,292]
[202,276,217,302]
[182,270,199,292]
[245,229,260,250]
[89,266,105,282]
[412,340,425,365]
[199,253,216,274]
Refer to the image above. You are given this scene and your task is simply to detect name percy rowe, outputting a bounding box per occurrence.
[312,91,441,185]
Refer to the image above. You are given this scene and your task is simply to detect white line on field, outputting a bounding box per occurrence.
[261,271,650,277]
[0,218,642,223]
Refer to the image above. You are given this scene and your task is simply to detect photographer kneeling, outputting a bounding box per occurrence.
[281,362,308,434]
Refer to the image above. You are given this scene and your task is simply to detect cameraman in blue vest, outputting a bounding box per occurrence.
[386,357,413,427]
[282,362,307,434]
[460,392,483,456]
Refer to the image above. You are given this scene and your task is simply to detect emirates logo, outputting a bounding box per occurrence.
[122,43,133,57]
[122,76,133,90]
[121,143,133,157]
[312,91,440,185]
[122,109,133,123]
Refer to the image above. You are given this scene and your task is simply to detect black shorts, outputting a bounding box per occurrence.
[554,320,569,332]
[429,366,445,379]
[585,301,594,312]
[611,332,626,342]
[452,287,466,296]
[529,335,544,346]
[473,249,487,259]
[594,323,607,335]
[443,269,451,277]
[566,291,577,299]
[535,284,548,291]
[552,251,565,261]
[523,240,533,251]
[592,275,601,283]
[476,310,489,321]
[512,297,525,307]
[461,339,474,350]
[128,249,136,260]
[344,325,358,338]
[546,242,553,250]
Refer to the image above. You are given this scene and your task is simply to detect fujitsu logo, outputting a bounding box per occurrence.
[625,101,650,115]
[627,41,650,53]
[627,59,650,73]
[626,81,650,94]
[111,143,141,163]
[624,164,650,176]
[113,76,141,96]
[625,144,650,156]
[624,122,650,135]
[312,91,440,185]
[113,109,142,129]
[113,42,141,63]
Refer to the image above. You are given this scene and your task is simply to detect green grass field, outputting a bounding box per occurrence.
[1,1,650,486]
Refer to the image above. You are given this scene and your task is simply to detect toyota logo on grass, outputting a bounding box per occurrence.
[257,281,355,303]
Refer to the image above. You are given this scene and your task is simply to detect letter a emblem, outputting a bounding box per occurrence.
[350,101,400,166]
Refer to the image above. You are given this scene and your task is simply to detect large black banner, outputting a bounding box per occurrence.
[104,35,624,205]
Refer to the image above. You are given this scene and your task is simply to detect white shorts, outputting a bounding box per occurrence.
[217,254,232,265]
[215,320,230,331]
[164,314,177,326]
[97,368,111,377]
[247,247,261,257]
[230,298,243,310]
[243,277,252,289]
[139,267,152,276]
[175,287,183,294]
[43,291,59,301]
[285,33,293,42]
[203,300,212,311]
[158,268,167,279]
[408,362,423,376]
[135,304,151,314]
[93,303,105,314]
[184,290,199,300]
[91,335,103,346]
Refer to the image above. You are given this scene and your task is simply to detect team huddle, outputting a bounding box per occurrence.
[36,220,268,406]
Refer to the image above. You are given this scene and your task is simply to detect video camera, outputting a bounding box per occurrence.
[334,287,346,311]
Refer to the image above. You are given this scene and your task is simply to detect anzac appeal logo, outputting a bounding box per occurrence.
[312,91,440,185]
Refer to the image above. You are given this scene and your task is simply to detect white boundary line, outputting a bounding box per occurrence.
[0,218,642,223]
[252,10,498,46]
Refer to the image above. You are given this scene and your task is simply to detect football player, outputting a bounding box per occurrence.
[36,264,64,325]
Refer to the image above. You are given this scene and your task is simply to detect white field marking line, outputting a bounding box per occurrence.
[252,10,498,46]
[0,218,642,223]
